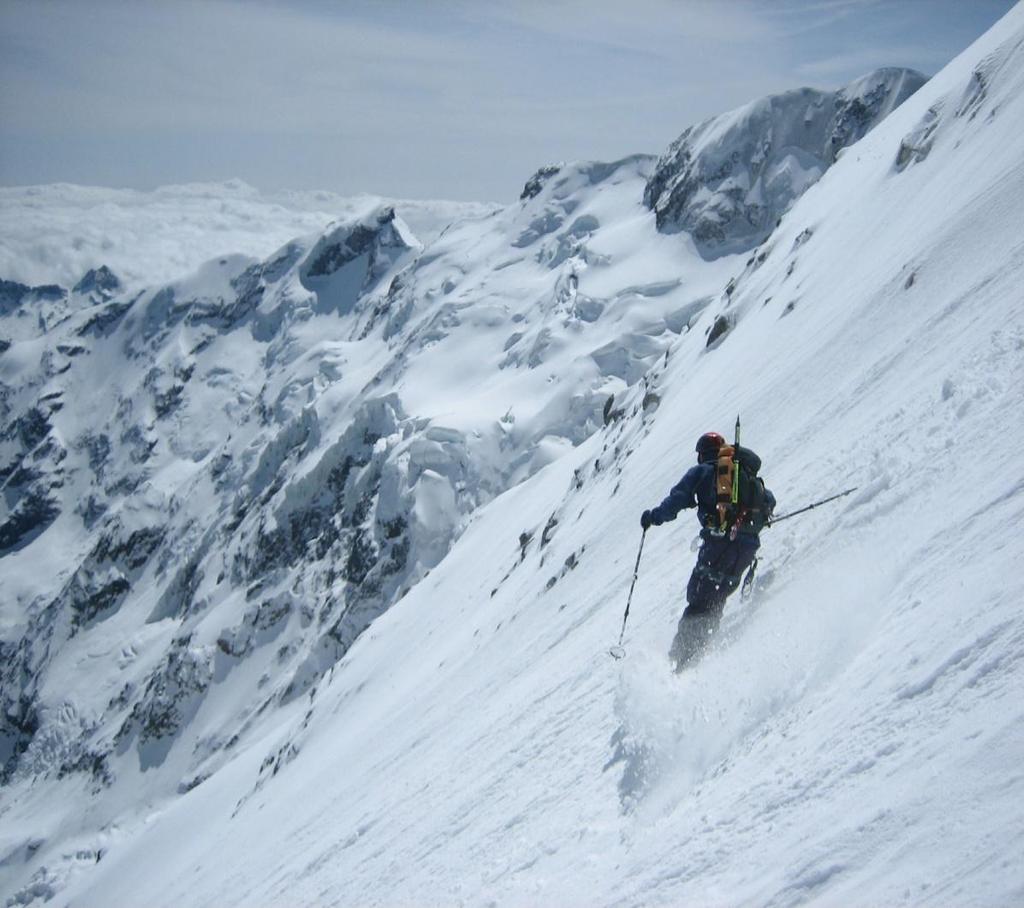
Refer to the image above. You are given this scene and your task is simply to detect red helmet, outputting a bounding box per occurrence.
[695,431,725,461]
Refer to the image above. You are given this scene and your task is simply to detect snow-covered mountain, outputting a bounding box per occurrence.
[2,5,1024,905]
[1,145,742,896]
[645,67,927,256]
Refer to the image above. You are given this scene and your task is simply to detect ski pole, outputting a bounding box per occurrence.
[770,487,858,525]
[610,528,646,659]
[731,415,741,506]
[740,557,758,600]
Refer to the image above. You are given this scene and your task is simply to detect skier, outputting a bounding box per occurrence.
[641,431,775,671]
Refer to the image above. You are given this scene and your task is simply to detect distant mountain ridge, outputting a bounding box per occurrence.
[644,67,927,256]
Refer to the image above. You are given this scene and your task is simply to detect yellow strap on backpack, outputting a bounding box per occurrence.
[716,444,736,529]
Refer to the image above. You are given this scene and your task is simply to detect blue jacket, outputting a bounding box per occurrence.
[649,461,776,547]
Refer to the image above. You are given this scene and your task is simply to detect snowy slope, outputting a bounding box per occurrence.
[3,6,1024,906]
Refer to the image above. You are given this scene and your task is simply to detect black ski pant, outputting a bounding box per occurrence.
[669,535,758,671]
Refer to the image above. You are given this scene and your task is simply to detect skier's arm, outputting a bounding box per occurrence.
[764,486,777,522]
[647,466,702,525]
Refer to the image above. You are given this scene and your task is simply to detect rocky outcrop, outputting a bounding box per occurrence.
[0,279,72,338]
[72,266,122,301]
[299,206,421,316]
[520,164,563,200]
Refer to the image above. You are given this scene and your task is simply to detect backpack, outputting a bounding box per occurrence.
[713,444,769,535]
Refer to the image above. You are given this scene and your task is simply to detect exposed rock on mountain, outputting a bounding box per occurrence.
[72,266,122,302]
[645,68,927,257]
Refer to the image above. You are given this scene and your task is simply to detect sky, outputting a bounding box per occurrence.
[0,0,1017,202]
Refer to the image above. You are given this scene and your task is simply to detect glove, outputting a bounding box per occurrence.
[641,509,654,530]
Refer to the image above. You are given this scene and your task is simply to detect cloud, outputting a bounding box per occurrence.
[0,0,796,198]
[1,0,471,132]
[0,181,494,289]
[0,0,794,135]
[461,0,780,52]
[0,0,1013,200]
[794,45,935,80]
